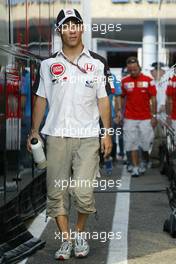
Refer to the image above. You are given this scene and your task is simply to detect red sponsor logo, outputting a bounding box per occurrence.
[50,63,65,77]
[84,63,95,72]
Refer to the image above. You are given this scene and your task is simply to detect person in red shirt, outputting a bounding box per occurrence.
[166,74,176,134]
[121,57,157,177]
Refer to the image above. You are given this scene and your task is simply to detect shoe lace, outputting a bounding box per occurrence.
[75,233,87,248]
[59,240,72,253]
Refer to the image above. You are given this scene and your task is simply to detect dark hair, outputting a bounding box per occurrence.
[151,62,165,70]
[126,56,139,66]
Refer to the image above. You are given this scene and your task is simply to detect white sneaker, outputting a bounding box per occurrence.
[139,161,147,174]
[131,167,140,177]
[74,232,89,258]
[116,155,123,161]
[127,164,133,173]
[55,240,73,260]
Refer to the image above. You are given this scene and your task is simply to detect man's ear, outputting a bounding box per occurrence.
[82,23,84,34]
[57,28,61,35]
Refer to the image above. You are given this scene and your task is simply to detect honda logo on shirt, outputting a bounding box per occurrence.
[84,63,95,72]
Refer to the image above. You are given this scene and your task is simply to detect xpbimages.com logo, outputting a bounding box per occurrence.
[54,178,122,191]
[53,127,122,139]
[54,230,122,243]
[58,21,122,35]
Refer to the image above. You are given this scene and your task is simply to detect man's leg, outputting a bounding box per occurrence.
[46,136,73,260]
[71,137,100,257]
[131,149,140,167]
[75,213,89,232]
[141,150,149,163]
[124,119,140,176]
[55,212,88,241]
[139,120,154,173]
[56,215,70,241]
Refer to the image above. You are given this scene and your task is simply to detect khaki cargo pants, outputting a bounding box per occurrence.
[46,136,100,218]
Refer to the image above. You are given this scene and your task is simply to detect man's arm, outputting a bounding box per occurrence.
[114,95,122,124]
[151,96,157,115]
[166,96,173,125]
[27,96,47,151]
[31,96,47,132]
[98,96,112,157]
[21,95,26,116]
[166,96,173,116]
[150,96,157,128]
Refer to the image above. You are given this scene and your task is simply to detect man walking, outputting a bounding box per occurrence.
[27,8,112,260]
[121,57,157,177]
[166,71,176,138]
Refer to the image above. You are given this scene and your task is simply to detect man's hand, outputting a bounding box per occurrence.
[151,117,157,128]
[27,130,43,152]
[101,134,113,158]
[113,110,122,124]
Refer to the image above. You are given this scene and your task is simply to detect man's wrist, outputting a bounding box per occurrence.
[152,114,157,118]
[115,109,121,115]
[30,128,39,135]
[101,128,113,137]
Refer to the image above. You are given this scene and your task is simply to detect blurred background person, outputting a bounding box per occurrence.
[110,73,122,162]
[121,57,157,177]
[150,62,167,167]
[150,62,166,117]
[166,68,176,139]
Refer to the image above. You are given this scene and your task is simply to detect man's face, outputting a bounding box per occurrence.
[59,19,83,48]
[127,63,140,78]
[151,69,165,81]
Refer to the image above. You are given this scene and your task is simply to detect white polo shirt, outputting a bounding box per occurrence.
[36,47,108,138]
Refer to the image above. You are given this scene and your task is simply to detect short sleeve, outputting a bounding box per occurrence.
[32,65,40,95]
[36,62,47,98]
[121,79,127,97]
[95,65,108,99]
[166,79,173,97]
[104,60,112,96]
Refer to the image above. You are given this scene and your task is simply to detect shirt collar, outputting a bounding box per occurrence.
[80,47,91,58]
[57,46,91,59]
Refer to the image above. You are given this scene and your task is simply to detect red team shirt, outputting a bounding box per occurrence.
[121,73,157,120]
[166,75,176,120]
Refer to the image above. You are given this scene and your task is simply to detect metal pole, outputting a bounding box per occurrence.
[8,0,11,44]
[3,68,7,204]
[157,0,161,80]
[82,0,92,50]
